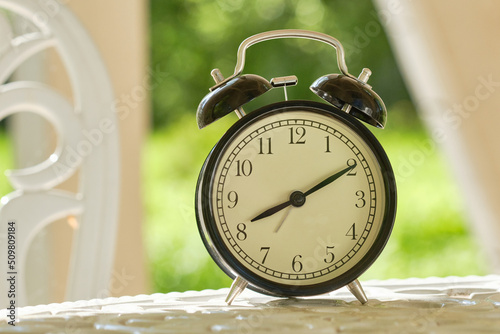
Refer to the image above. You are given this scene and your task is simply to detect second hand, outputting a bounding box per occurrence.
[274,206,292,233]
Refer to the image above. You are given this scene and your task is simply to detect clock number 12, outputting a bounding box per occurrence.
[289,127,306,144]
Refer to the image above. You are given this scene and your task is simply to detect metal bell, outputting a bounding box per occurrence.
[310,73,387,128]
[196,74,272,129]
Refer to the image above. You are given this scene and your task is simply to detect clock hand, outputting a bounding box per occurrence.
[250,198,292,222]
[250,162,356,223]
[273,206,292,233]
[303,162,356,197]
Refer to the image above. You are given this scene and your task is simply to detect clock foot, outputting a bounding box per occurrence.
[225,276,248,305]
[347,279,368,304]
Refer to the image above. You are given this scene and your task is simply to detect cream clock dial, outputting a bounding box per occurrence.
[196,101,396,302]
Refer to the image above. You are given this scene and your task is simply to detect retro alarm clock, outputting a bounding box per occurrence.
[195,30,396,305]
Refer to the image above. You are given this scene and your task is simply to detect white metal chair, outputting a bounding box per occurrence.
[0,0,119,306]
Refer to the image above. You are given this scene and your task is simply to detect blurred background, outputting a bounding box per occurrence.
[1,0,497,305]
[146,0,489,292]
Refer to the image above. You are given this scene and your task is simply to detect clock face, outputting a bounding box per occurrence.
[196,101,396,296]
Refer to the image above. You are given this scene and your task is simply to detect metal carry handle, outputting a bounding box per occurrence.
[212,29,356,89]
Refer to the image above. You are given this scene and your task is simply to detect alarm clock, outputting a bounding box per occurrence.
[195,30,396,305]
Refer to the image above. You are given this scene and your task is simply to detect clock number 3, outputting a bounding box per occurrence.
[355,190,366,208]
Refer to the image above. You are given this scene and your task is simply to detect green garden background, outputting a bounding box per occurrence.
[0,0,488,293]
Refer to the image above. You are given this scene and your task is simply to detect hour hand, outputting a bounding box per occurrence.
[251,190,307,222]
[250,199,291,222]
[250,162,356,223]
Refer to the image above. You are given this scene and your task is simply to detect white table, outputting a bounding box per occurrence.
[2,276,500,333]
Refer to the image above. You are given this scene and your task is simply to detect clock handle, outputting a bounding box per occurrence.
[211,29,356,90]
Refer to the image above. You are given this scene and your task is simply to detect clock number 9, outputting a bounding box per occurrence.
[227,191,238,208]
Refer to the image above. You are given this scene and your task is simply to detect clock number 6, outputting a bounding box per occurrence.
[292,255,303,272]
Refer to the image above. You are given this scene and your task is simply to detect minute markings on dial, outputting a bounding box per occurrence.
[250,162,357,222]
[214,116,379,279]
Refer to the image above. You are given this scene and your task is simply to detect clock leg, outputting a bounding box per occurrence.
[225,276,248,305]
[347,279,368,304]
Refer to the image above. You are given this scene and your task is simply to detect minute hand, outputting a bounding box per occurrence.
[250,162,356,223]
[304,162,356,197]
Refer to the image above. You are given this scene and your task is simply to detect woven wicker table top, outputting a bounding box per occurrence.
[2,275,500,333]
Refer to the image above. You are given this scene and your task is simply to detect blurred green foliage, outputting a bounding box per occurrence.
[144,106,488,293]
[0,130,13,196]
[150,0,409,128]
[0,0,487,297]
[146,0,488,293]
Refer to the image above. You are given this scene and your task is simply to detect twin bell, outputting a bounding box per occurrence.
[196,29,387,130]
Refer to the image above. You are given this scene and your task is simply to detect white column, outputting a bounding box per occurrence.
[374,0,500,271]
[62,0,150,296]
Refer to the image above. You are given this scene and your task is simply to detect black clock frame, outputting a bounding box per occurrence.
[195,100,397,297]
